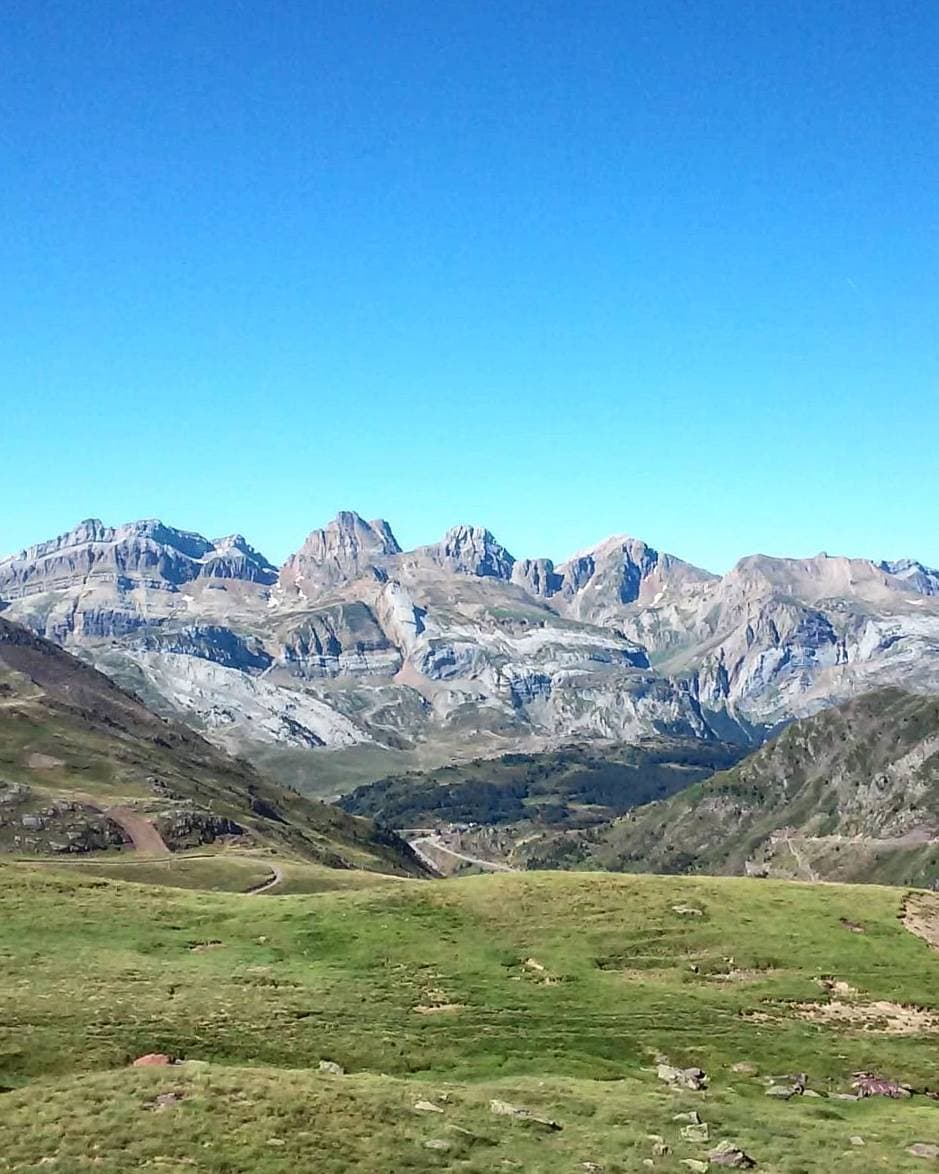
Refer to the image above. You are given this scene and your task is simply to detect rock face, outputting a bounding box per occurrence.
[420,525,515,579]
[3,511,939,784]
[0,519,276,599]
[279,511,400,596]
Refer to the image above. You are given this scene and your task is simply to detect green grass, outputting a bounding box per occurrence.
[34,852,280,892]
[4,866,939,1170]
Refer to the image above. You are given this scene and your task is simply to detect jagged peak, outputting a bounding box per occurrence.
[295,511,401,556]
[428,524,515,579]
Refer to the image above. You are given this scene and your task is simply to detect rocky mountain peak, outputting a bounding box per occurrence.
[279,511,402,596]
[429,525,516,579]
[201,535,277,584]
[511,557,562,597]
[0,518,277,601]
[879,559,939,596]
[556,534,715,617]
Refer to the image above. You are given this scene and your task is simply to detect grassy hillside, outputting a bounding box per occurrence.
[525,689,939,886]
[0,617,425,876]
[4,865,939,1169]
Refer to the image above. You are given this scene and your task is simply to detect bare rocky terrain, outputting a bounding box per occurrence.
[3,512,939,796]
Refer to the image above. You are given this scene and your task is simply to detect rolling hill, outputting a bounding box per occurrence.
[0,617,425,876]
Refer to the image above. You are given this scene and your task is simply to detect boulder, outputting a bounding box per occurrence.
[132,1053,173,1067]
[709,1140,756,1168]
[414,1100,444,1113]
[318,1060,344,1075]
[657,1064,708,1091]
[907,1144,939,1159]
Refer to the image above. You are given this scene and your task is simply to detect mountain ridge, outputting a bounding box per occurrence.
[3,510,939,792]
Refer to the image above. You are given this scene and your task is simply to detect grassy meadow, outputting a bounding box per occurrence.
[3,864,939,1170]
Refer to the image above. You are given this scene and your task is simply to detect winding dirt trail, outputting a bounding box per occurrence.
[410,835,514,874]
[244,864,285,894]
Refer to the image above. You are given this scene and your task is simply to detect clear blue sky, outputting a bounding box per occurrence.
[1,0,937,571]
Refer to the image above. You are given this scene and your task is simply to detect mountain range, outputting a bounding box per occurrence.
[3,511,938,795]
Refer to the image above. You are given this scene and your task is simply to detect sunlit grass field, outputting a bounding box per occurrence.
[3,864,939,1171]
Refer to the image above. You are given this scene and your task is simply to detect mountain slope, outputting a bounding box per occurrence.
[4,511,939,792]
[0,617,425,874]
[532,688,939,886]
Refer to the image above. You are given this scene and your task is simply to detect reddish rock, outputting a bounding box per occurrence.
[132,1053,173,1067]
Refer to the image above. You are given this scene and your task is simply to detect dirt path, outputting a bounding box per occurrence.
[781,833,818,882]
[244,864,285,894]
[410,835,514,874]
[103,806,171,856]
[902,891,939,949]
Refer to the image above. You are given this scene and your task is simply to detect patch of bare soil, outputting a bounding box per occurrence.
[27,752,65,770]
[902,892,939,950]
[710,967,779,984]
[105,805,171,855]
[794,1000,939,1035]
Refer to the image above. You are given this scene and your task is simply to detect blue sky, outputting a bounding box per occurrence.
[1,0,937,571]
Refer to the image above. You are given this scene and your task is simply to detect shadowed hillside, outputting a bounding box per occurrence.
[0,617,426,876]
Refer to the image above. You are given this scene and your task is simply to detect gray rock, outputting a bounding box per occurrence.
[907,1143,939,1159]
[318,1060,344,1075]
[414,1100,444,1113]
[657,1064,708,1091]
[709,1140,756,1168]
[488,1099,561,1130]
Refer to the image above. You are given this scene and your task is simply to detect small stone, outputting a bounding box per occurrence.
[731,1062,758,1076]
[318,1060,344,1075]
[802,1089,823,1098]
[652,1141,671,1157]
[266,1139,286,1147]
[424,1139,450,1151]
[672,905,704,916]
[907,1144,939,1159]
[414,1100,444,1113]
[765,1084,798,1099]
[850,1137,865,1147]
[674,1111,702,1124]
[682,1123,710,1143]
[132,1053,172,1067]
[709,1140,756,1168]
[488,1099,561,1130]
[581,1165,604,1172]
[147,1092,183,1111]
[682,1162,710,1173]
